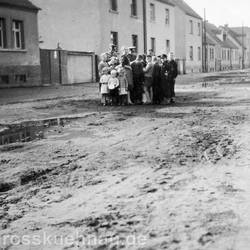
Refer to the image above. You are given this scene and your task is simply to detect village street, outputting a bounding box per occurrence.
[1,70,250,250]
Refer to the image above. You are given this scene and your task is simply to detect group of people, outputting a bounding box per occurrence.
[98,46,178,106]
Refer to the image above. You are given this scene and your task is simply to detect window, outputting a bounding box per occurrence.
[151,37,155,53]
[131,0,137,16]
[165,9,170,25]
[166,40,170,53]
[223,33,227,41]
[222,49,227,60]
[227,50,230,60]
[0,75,9,84]
[189,20,193,34]
[150,3,155,21]
[210,48,214,60]
[189,46,193,60]
[198,22,201,36]
[198,47,201,61]
[235,50,239,60]
[12,20,24,49]
[132,34,138,52]
[0,18,6,48]
[110,31,118,48]
[110,0,118,11]
[15,74,27,83]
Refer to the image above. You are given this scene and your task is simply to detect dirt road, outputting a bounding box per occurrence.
[0,70,250,249]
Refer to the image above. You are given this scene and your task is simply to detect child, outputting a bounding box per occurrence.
[108,70,119,105]
[100,67,110,106]
[118,68,129,105]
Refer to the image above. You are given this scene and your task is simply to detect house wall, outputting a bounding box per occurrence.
[98,0,144,55]
[207,45,216,72]
[232,27,250,68]
[231,48,240,69]
[146,0,175,55]
[31,0,101,52]
[221,47,231,70]
[214,44,222,71]
[174,7,186,61]
[244,29,250,68]
[0,6,41,87]
[185,15,202,73]
[32,0,144,56]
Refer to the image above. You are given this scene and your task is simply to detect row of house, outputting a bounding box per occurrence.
[32,0,203,73]
[0,0,249,87]
[203,23,250,72]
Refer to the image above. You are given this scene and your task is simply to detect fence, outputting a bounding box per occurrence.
[40,49,96,85]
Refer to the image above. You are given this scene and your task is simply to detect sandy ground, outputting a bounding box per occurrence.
[0,70,250,249]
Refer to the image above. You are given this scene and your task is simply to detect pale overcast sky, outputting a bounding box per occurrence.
[184,0,250,27]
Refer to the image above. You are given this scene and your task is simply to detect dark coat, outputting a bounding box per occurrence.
[131,60,144,102]
[127,54,136,63]
[131,60,144,83]
[152,62,162,103]
[152,62,161,86]
[160,61,171,99]
[168,60,178,98]
[168,60,178,80]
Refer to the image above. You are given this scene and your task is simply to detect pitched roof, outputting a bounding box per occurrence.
[222,39,238,49]
[206,23,238,49]
[0,0,40,11]
[231,27,250,34]
[206,22,220,34]
[206,35,216,46]
[157,0,175,7]
[206,23,224,45]
[219,26,247,49]
[170,0,202,19]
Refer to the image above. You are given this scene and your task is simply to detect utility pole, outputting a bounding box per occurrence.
[142,0,147,54]
[203,8,207,73]
[242,23,245,69]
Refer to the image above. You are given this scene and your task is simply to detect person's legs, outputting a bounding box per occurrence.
[123,95,128,105]
[170,79,176,103]
[127,91,133,105]
[103,94,107,105]
[101,94,105,105]
[149,87,153,103]
[135,82,143,104]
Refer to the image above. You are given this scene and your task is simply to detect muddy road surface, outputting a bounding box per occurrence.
[0,71,250,249]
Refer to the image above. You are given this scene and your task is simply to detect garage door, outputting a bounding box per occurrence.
[67,53,93,84]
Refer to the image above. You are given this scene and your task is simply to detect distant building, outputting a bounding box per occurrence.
[171,0,203,73]
[219,25,244,70]
[146,0,175,56]
[204,34,216,72]
[31,0,144,55]
[32,0,204,74]
[230,26,250,68]
[0,0,41,87]
[204,23,242,72]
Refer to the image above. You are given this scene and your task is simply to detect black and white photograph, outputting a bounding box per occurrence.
[0,0,250,249]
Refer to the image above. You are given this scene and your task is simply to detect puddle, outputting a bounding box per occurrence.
[0,118,65,146]
[0,125,44,145]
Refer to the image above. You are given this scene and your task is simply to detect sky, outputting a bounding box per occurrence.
[184,0,250,27]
